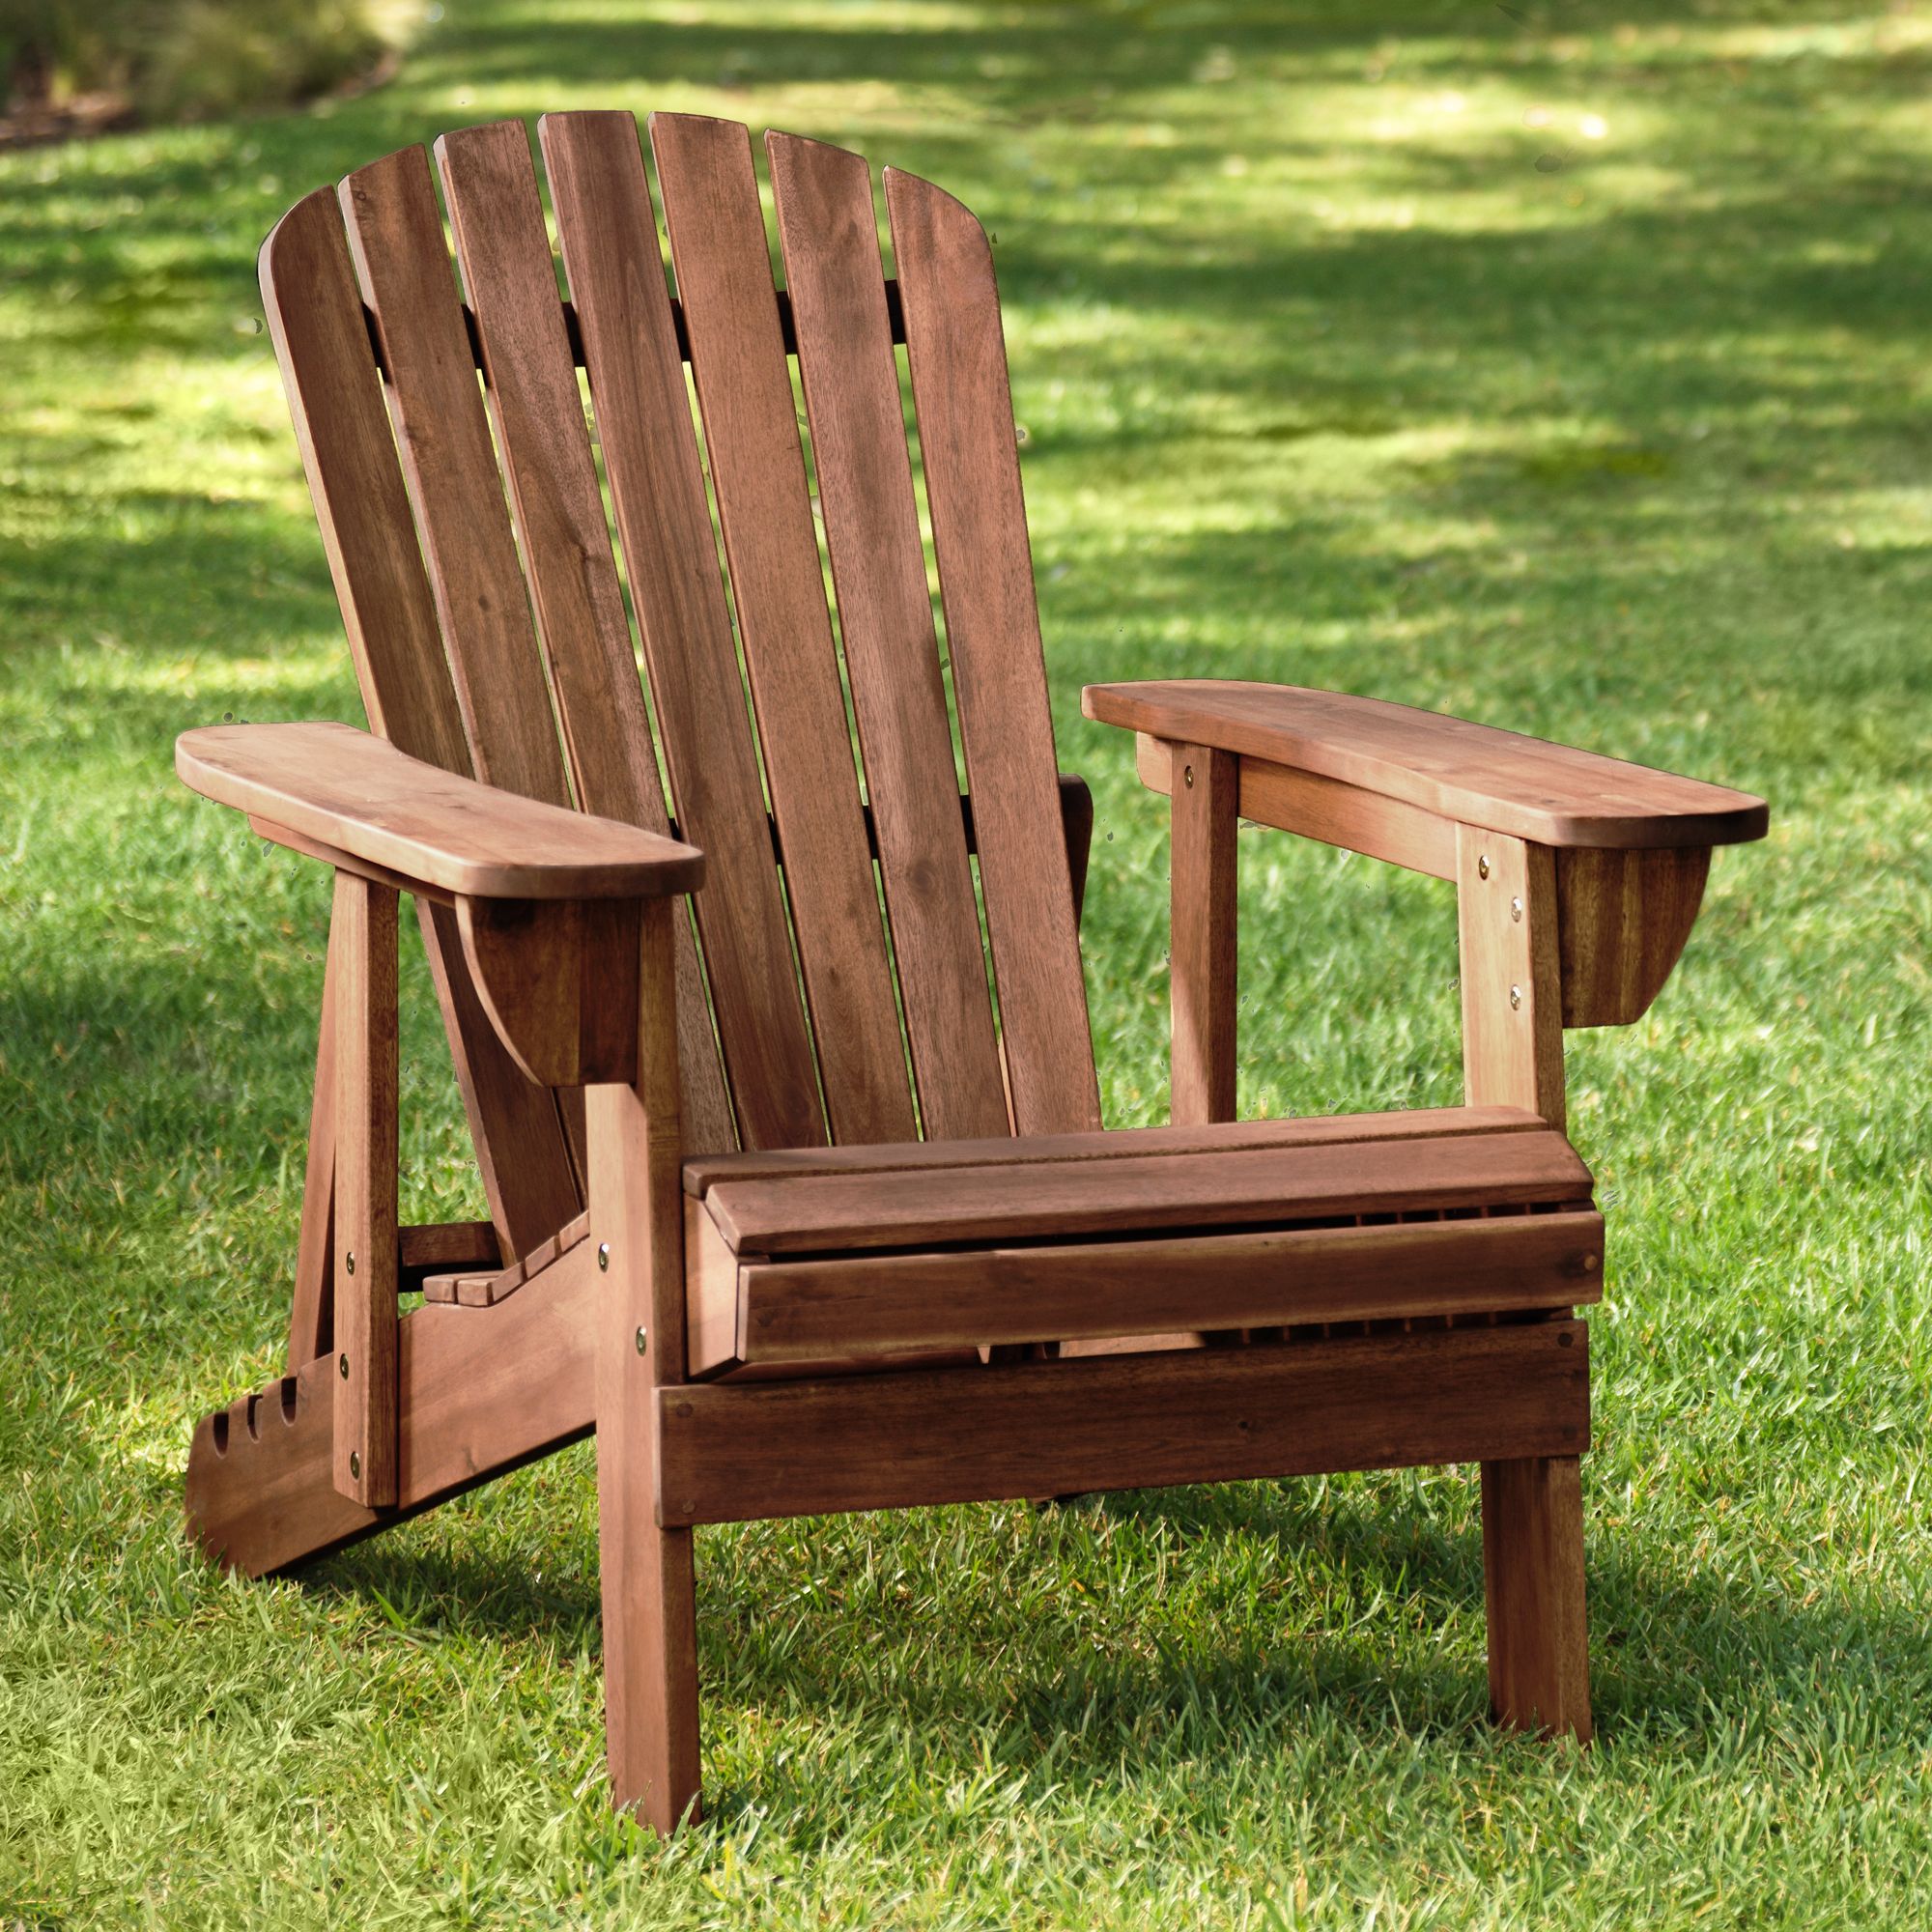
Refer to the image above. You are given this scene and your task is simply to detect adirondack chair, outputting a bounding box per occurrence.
[175,111,1769,1833]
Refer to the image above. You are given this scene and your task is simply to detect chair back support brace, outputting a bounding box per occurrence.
[177,110,1768,1833]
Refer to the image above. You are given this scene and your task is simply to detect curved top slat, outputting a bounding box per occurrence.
[884,166,1099,1136]
[766,129,1009,1143]
[649,112,915,1147]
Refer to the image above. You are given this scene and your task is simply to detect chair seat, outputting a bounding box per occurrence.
[681,1105,1602,1376]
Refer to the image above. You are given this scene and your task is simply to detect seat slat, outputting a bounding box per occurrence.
[701,1126,1591,1255]
[682,1101,1546,1195]
[535,110,827,1153]
[884,167,1099,1136]
[723,1208,1604,1368]
[648,112,915,1146]
[258,186,582,1253]
[433,121,738,1153]
[767,130,1009,1143]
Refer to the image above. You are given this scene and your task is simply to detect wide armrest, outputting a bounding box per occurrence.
[177,722,703,900]
[1083,680,1767,850]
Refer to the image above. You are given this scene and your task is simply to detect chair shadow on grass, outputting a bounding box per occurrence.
[298,1458,1931,1825]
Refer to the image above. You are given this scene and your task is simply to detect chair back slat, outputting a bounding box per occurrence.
[535,110,826,1152]
[883,168,1100,1135]
[765,130,1009,1141]
[257,188,583,1248]
[433,122,737,1153]
[646,112,914,1147]
[338,146,569,809]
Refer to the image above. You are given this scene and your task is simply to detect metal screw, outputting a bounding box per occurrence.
[1183,764,1195,788]
[635,1324,649,1355]
[349,1450,361,1479]
[1477,853,1491,880]
[598,1242,610,1271]
[345,1250,356,1277]
[1510,895,1523,923]
[338,1352,350,1379]
[1509,984,1523,1010]
[1583,1253,1600,1272]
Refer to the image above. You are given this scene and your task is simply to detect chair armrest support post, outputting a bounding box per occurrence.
[1168,742,1239,1125]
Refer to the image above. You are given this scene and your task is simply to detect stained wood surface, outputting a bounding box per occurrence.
[701,1125,1589,1256]
[422,1211,589,1307]
[1087,681,1769,849]
[683,1102,1544,1194]
[651,113,913,1148]
[1482,1453,1593,1742]
[585,898,702,1833]
[886,165,1099,1135]
[1168,742,1239,1125]
[768,129,1009,1142]
[331,875,399,1508]
[1555,846,1712,1026]
[288,930,338,1369]
[539,110,825,1154]
[185,1236,601,1578]
[714,1210,1604,1369]
[180,724,702,900]
[1135,729,1457,880]
[1459,827,1566,1128]
[658,1320,1590,1525]
[258,181,582,1254]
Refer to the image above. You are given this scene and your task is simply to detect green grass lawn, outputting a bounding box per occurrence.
[4,0,1930,1922]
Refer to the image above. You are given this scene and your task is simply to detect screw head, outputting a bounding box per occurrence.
[1510,895,1523,923]
[635,1325,649,1355]
[345,1250,356,1277]
[1183,764,1195,788]
[349,1449,360,1480]
[1509,983,1523,1010]
[338,1352,350,1380]
[1583,1252,1601,1272]
[1477,853,1491,880]
[597,1242,610,1271]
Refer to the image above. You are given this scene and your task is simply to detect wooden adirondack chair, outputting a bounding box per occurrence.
[175,112,1768,1833]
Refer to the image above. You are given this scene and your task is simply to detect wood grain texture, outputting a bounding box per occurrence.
[331,874,399,1508]
[258,182,583,1253]
[1556,845,1712,1026]
[288,927,337,1370]
[651,113,913,1147]
[185,1236,600,1579]
[435,118,737,1156]
[885,164,1099,1135]
[658,1320,1590,1525]
[180,724,703,900]
[767,128,1009,1142]
[338,144,570,808]
[1459,827,1565,1128]
[702,1124,1588,1257]
[535,108,820,1155]
[1168,742,1238,1125]
[421,1210,588,1307]
[683,1102,1545,1194]
[728,1209,1604,1365]
[1134,730,1457,880]
[1087,681,1768,850]
[585,898,702,1833]
[1483,1453,1593,1742]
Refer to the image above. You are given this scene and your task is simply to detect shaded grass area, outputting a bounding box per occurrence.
[4,0,1931,1922]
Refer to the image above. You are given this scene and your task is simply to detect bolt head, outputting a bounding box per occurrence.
[597,1242,611,1271]
[1583,1252,1601,1272]
[1510,895,1523,923]
[338,1352,350,1379]
[345,1250,355,1277]
[349,1449,360,1480]
[1183,764,1195,788]
[635,1325,649,1355]
[1509,984,1523,1010]
[1477,853,1491,880]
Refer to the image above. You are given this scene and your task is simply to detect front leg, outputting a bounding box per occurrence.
[586,898,702,1832]
[1458,826,1592,1743]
